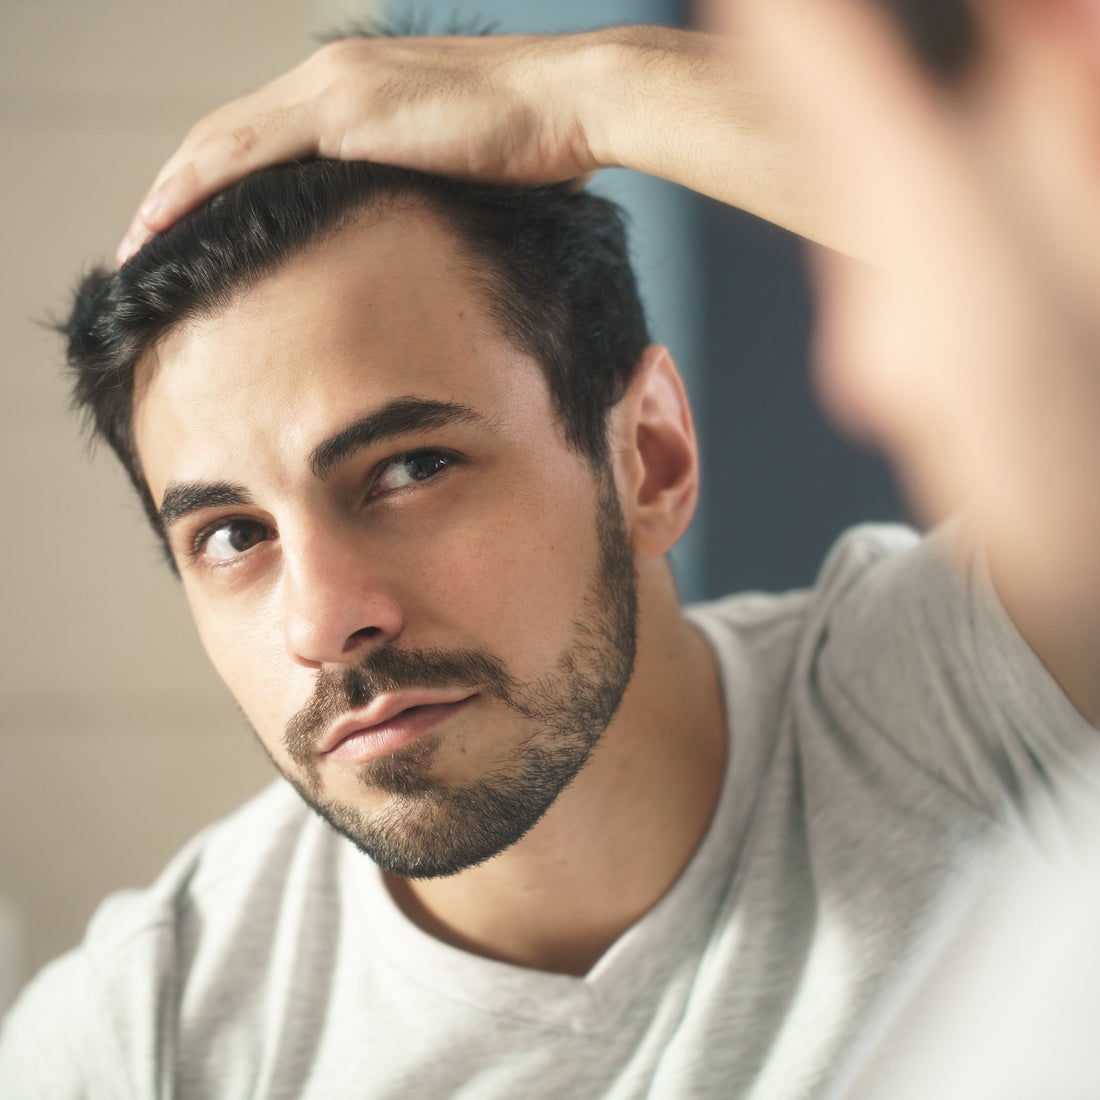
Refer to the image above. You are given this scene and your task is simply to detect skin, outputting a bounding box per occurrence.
[726,0,1100,722]
[117,8,1100,730]
[117,3,1100,985]
[116,27,828,261]
[132,207,726,975]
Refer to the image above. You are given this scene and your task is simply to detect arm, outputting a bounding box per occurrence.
[731,0,1100,723]
[0,951,119,1097]
[118,26,831,262]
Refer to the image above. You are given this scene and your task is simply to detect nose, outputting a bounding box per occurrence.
[280,522,405,668]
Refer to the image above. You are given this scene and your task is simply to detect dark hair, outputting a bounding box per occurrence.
[63,159,650,553]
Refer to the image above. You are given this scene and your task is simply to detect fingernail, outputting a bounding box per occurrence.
[116,235,138,265]
[139,193,163,223]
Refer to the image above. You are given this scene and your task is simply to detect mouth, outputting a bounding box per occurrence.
[319,692,479,764]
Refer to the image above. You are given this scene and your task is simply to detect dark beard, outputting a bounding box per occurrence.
[274,471,638,878]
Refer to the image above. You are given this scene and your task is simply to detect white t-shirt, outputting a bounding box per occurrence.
[2,525,1096,1099]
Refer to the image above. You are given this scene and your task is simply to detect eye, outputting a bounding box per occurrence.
[196,518,269,563]
[371,450,453,495]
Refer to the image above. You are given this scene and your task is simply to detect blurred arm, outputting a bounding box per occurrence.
[730,0,1100,723]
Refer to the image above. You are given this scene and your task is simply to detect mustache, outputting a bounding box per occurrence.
[283,645,519,764]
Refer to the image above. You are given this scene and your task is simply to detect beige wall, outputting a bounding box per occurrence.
[0,0,378,1011]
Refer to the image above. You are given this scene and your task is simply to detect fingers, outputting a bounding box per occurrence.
[117,104,321,264]
[720,0,1024,491]
[967,0,1100,305]
[736,0,1100,549]
[752,0,972,259]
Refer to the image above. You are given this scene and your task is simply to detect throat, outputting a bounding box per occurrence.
[381,610,728,978]
[384,871,619,976]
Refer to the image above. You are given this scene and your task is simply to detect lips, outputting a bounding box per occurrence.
[318,690,478,762]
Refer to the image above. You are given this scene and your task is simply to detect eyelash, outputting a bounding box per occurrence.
[366,448,456,498]
[187,517,269,568]
[185,448,458,567]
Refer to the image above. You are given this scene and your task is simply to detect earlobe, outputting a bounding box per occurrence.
[611,345,700,558]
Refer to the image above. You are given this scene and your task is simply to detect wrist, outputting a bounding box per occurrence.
[568,27,722,175]
[565,29,638,170]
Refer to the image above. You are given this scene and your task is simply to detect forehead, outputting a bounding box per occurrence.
[132,210,552,501]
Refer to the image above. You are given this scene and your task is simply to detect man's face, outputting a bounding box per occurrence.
[132,209,637,878]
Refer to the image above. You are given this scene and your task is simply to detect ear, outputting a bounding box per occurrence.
[609,345,700,558]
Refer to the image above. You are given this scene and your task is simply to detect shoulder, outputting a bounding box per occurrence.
[693,522,1098,826]
[809,522,1094,764]
[687,523,918,694]
[0,780,338,1094]
[84,779,321,956]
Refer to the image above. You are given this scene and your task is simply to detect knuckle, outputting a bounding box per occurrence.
[222,123,259,159]
[310,37,363,79]
[185,114,214,145]
[315,88,358,158]
[323,74,362,123]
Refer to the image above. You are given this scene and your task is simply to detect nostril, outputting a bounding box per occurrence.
[344,626,381,651]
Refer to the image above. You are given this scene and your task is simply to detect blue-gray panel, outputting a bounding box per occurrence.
[697,202,905,598]
[383,0,677,32]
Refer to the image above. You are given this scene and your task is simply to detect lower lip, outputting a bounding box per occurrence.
[324,697,477,764]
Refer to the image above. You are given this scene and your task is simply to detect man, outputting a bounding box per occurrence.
[3,5,1100,1098]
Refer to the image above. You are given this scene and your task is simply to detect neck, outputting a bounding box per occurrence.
[385,565,726,976]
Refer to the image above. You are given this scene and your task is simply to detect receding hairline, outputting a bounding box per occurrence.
[65,160,650,564]
[131,192,524,399]
[129,197,581,512]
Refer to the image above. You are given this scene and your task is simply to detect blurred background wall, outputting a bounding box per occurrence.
[0,0,900,1013]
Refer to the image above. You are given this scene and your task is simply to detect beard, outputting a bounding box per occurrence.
[274,471,638,879]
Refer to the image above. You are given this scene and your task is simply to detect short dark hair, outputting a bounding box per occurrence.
[63,159,650,555]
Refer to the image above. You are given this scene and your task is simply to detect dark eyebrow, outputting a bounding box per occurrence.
[158,481,253,531]
[308,397,486,481]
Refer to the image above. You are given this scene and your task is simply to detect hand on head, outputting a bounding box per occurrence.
[116,31,606,264]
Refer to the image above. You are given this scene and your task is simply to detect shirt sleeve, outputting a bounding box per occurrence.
[0,948,125,1099]
[805,522,1100,832]
[0,886,181,1100]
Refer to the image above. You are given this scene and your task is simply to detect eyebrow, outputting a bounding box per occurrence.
[158,481,253,532]
[156,397,487,530]
[308,396,486,481]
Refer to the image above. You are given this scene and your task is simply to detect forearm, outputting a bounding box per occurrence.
[119,25,842,261]
[571,27,837,250]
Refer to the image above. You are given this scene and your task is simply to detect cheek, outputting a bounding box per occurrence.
[176,471,604,740]
[402,488,600,669]
[185,587,298,752]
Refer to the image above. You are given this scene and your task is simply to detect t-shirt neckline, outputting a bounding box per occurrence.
[347,606,772,1031]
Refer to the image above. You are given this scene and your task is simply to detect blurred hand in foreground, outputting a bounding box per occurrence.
[714,0,1100,720]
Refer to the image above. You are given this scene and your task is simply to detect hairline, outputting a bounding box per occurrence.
[129,194,612,554]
